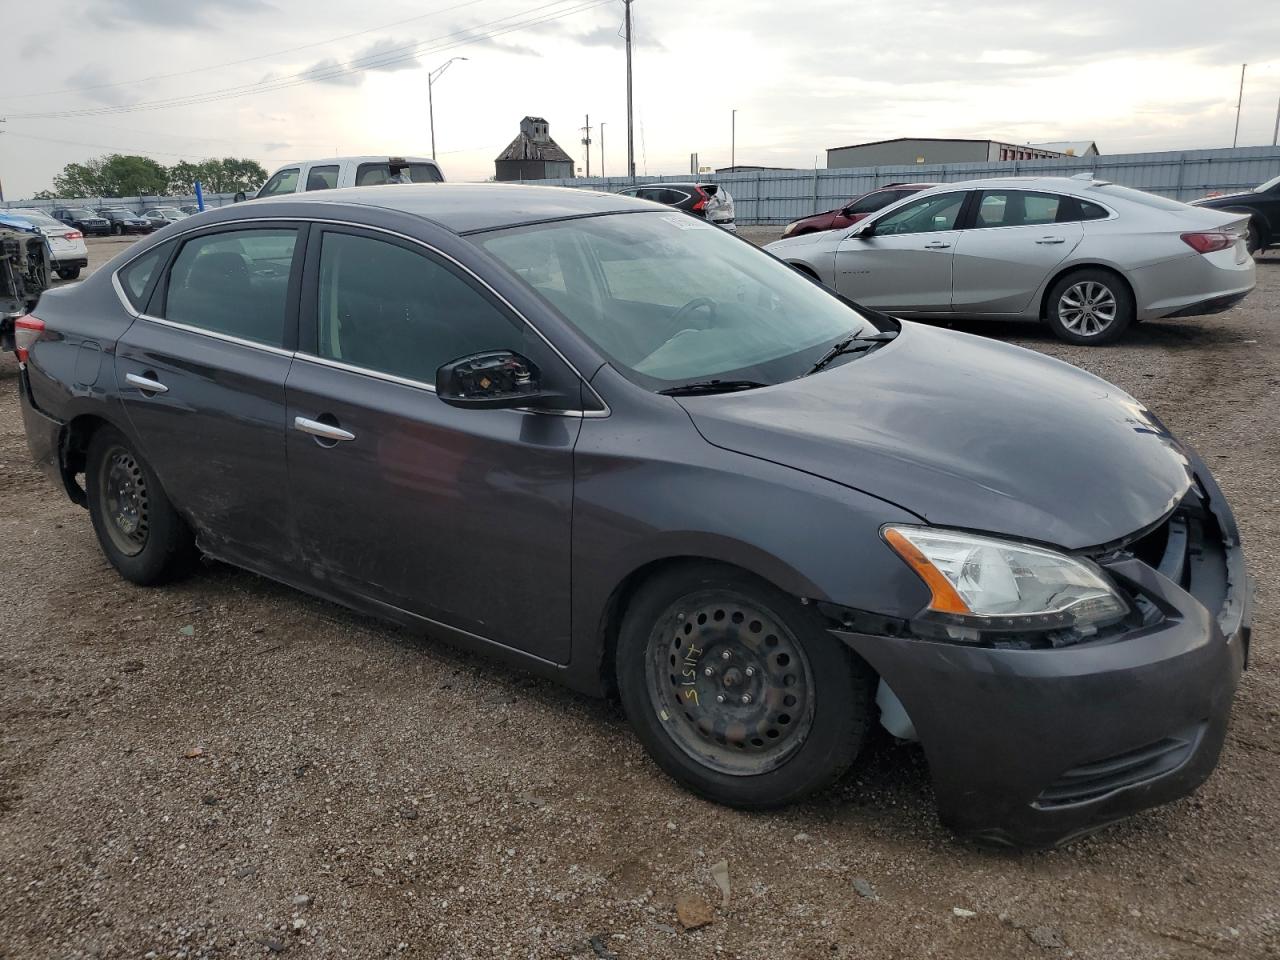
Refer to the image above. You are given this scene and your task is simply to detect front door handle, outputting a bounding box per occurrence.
[1035,237,1067,244]
[125,372,168,394]
[294,415,355,443]
[923,241,952,249]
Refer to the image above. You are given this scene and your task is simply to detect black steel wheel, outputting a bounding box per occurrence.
[648,590,816,775]
[617,562,875,809]
[87,426,196,585]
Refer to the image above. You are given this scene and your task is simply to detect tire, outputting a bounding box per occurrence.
[86,426,196,585]
[1246,221,1261,256]
[56,266,81,281]
[1044,268,1134,345]
[616,562,876,809]
[112,223,123,236]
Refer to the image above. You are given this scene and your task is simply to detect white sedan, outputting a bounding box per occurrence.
[10,208,90,281]
[766,175,1255,344]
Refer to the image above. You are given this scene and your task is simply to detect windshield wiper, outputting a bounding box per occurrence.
[658,379,769,397]
[805,328,898,376]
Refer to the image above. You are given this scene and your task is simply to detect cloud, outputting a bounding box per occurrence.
[261,142,292,152]
[451,27,540,58]
[575,24,664,50]
[89,0,273,29]
[354,37,421,74]
[300,57,362,87]
[65,66,130,106]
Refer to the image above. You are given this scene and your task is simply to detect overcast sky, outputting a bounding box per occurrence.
[2,0,1279,198]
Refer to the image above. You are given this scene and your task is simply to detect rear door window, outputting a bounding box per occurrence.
[972,190,1064,228]
[164,228,299,347]
[258,168,300,197]
[305,165,340,191]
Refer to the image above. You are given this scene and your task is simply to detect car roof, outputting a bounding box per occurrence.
[913,176,1110,196]
[241,183,654,234]
[270,155,442,168]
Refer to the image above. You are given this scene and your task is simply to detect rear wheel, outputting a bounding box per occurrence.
[1247,221,1261,255]
[1045,269,1134,345]
[56,266,81,281]
[616,563,875,808]
[86,427,195,585]
[111,223,123,236]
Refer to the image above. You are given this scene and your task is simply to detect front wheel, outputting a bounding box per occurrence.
[1044,269,1134,345]
[112,223,123,236]
[86,426,196,585]
[616,563,875,809]
[56,266,81,281]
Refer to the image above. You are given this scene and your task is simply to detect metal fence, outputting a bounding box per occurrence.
[520,145,1280,226]
[1,192,243,214]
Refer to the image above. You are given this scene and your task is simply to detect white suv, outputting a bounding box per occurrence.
[247,156,446,200]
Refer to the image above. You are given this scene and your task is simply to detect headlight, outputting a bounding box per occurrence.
[883,525,1128,639]
[782,221,799,237]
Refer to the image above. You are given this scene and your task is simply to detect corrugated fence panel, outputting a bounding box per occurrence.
[522,146,1280,225]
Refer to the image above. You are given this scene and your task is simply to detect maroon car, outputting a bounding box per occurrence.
[780,183,939,238]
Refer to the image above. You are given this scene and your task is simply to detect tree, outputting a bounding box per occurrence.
[44,154,269,199]
[168,158,268,194]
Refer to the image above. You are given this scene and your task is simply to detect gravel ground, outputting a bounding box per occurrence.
[2,233,1278,959]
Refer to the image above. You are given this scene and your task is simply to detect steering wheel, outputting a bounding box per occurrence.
[670,296,718,330]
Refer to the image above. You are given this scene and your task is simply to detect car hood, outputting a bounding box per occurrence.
[679,322,1193,550]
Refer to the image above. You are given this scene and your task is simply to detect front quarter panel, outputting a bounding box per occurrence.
[567,365,929,694]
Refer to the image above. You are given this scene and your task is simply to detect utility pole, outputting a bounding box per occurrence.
[1273,94,1279,147]
[0,118,6,204]
[1233,63,1246,148]
[731,108,736,171]
[624,0,635,178]
[599,122,606,178]
[581,114,593,178]
[427,57,468,161]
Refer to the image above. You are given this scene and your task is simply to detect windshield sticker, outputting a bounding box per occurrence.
[661,215,713,231]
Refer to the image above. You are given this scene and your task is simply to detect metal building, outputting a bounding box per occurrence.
[495,117,576,182]
[827,137,1072,169]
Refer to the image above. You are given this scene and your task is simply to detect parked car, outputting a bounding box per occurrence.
[767,175,1256,345]
[615,182,736,231]
[96,208,153,235]
[245,155,445,201]
[8,208,88,280]
[141,206,190,229]
[51,207,111,237]
[1190,173,1280,254]
[781,183,938,238]
[178,205,202,216]
[15,184,1250,847]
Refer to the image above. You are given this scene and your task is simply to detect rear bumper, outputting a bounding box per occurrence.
[835,467,1250,848]
[18,368,64,487]
[1163,289,1252,319]
[1132,253,1256,321]
[52,255,89,268]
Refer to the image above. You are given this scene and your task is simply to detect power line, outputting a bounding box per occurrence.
[6,0,611,121]
[1,0,493,102]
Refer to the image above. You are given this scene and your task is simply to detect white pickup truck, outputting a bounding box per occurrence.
[241,155,446,202]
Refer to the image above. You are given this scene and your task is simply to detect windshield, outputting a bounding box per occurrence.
[12,210,62,228]
[1255,175,1280,194]
[475,211,872,389]
[67,208,96,218]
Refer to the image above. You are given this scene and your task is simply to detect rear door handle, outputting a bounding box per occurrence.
[923,241,951,249]
[294,416,355,443]
[1035,237,1067,245]
[125,373,168,394]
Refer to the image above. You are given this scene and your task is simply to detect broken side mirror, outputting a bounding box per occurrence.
[436,350,560,410]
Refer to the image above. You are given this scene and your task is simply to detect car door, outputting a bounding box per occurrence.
[284,224,582,663]
[257,167,301,198]
[950,190,1085,315]
[834,191,967,312]
[114,224,304,569]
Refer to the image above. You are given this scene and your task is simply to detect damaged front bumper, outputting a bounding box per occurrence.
[835,464,1251,848]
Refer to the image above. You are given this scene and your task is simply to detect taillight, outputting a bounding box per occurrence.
[65,230,83,240]
[691,186,709,212]
[14,315,45,364]
[1180,232,1233,254]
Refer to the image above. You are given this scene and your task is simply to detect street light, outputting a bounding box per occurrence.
[731,109,737,171]
[428,57,468,161]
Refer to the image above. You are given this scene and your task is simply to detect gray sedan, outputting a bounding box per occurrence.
[766,175,1255,344]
